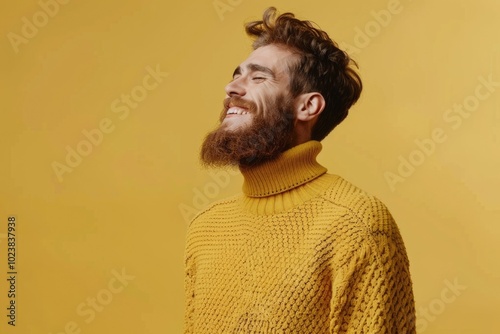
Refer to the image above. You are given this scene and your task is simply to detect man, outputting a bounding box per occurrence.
[185,7,416,333]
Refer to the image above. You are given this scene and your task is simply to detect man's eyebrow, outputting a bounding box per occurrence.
[232,66,242,78]
[232,63,276,79]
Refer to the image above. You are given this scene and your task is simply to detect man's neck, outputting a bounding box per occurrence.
[239,140,327,197]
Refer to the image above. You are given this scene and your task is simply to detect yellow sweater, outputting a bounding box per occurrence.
[184,141,416,333]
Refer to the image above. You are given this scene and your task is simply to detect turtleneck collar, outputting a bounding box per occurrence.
[239,141,328,198]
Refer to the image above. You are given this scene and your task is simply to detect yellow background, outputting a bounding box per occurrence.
[1,0,499,333]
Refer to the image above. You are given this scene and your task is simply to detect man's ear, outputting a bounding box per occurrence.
[294,92,325,122]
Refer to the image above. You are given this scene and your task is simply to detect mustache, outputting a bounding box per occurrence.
[223,96,257,112]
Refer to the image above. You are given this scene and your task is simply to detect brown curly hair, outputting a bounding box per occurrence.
[245,7,362,141]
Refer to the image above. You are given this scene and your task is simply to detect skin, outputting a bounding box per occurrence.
[223,44,326,146]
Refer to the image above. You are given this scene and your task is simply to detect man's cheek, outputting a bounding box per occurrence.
[253,96,266,112]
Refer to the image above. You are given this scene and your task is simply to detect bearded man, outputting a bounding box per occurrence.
[185,7,416,334]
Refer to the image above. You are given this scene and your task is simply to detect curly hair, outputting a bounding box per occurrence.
[245,7,362,141]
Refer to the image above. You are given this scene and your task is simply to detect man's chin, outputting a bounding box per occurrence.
[200,133,288,169]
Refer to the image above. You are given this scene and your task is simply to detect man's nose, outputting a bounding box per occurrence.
[225,77,246,97]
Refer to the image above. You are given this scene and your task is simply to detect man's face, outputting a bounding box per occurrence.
[221,44,297,131]
[200,44,299,167]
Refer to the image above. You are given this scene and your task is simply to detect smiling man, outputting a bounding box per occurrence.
[185,7,416,334]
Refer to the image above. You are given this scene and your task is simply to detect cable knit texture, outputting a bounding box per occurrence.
[184,141,416,333]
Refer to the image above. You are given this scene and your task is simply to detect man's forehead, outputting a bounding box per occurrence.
[241,45,297,72]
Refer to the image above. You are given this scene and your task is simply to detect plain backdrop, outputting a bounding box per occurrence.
[1,0,499,333]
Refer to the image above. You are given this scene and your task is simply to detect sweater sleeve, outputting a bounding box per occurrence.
[328,209,416,334]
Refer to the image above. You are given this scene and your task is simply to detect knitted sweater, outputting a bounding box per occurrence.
[184,141,416,333]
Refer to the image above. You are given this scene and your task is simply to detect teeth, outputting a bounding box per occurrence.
[227,107,249,115]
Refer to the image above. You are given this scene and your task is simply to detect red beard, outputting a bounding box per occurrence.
[200,94,295,168]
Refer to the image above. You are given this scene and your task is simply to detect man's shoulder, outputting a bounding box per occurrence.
[319,174,396,233]
[188,193,242,228]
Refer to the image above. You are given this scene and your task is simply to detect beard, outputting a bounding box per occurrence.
[200,93,296,168]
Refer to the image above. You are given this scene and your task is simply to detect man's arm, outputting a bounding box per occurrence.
[328,208,416,333]
[184,237,196,333]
